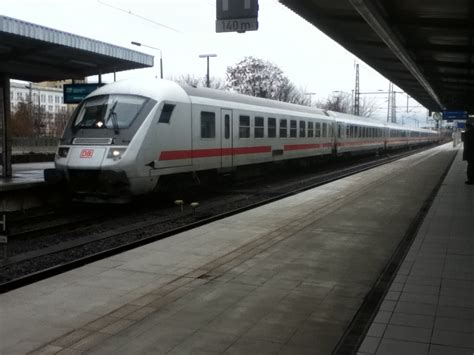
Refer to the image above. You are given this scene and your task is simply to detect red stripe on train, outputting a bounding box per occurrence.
[159,146,272,160]
[284,144,321,151]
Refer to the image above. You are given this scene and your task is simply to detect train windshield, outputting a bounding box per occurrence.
[72,95,148,130]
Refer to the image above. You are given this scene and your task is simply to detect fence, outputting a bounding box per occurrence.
[11,137,59,154]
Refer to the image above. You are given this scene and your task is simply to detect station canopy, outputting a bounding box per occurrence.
[280,0,474,113]
[0,15,153,82]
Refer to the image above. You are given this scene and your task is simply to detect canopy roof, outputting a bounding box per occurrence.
[0,15,153,82]
[280,0,474,112]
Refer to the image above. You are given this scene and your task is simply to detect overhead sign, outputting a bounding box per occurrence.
[216,0,259,33]
[63,83,104,104]
[442,110,468,120]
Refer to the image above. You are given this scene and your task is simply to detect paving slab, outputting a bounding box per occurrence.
[0,144,462,354]
[358,149,474,355]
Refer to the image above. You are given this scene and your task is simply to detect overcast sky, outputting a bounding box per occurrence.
[2,0,428,124]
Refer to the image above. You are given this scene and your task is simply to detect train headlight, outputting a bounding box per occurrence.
[57,147,69,158]
[107,147,127,159]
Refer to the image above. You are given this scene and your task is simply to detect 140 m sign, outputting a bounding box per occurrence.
[216,18,258,33]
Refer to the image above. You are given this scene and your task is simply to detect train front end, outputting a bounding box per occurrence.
[48,80,162,202]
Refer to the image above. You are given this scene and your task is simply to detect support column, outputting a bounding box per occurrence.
[0,75,12,178]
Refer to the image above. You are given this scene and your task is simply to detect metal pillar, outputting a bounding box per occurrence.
[1,75,12,178]
[391,86,397,123]
[354,63,360,116]
[206,57,210,88]
[387,81,393,123]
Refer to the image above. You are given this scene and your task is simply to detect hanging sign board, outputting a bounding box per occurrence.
[442,111,468,120]
[63,83,105,104]
[216,0,259,33]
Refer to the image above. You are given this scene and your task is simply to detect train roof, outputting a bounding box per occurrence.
[87,79,437,134]
[87,78,191,103]
[180,83,331,118]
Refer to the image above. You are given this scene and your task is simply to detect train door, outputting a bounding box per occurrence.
[221,109,233,168]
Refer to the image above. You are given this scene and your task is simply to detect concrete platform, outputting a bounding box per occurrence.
[0,162,53,191]
[0,144,463,355]
[0,162,56,211]
[358,150,474,355]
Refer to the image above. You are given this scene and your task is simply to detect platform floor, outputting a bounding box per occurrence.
[0,162,53,192]
[358,150,474,355]
[0,144,466,355]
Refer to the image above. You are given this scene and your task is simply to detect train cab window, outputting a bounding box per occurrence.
[73,94,150,130]
[322,123,327,138]
[280,119,287,138]
[290,120,297,138]
[315,122,321,138]
[299,121,306,137]
[268,118,276,138]
[308,122,314,137]
[158,104,175,124]
[255,116,264,138]
[239,115,250,138]
[200,111,215,138]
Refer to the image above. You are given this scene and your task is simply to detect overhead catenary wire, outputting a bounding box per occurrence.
[97,0,183,34]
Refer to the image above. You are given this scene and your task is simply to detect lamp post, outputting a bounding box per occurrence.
[199,54,217,88]
[131,41,163,79]
[304,92,316,106]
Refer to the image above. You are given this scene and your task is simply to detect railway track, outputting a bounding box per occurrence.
[0,145,436,293]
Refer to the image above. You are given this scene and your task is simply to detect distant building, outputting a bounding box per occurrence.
[10,80,83,135]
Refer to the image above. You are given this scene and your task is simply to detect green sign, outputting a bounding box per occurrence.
[63,83,104,104]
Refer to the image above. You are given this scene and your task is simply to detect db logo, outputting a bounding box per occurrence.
[80,149,94,158]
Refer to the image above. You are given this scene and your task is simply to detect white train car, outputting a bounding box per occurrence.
[330,111,386,154]
[48,78,440,202]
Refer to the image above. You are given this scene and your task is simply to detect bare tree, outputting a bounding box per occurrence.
[53,107,75,137]
[225,56,311,105]
[319,92,352,113]
[174,74,226,90]
[11,101,34,137]
[11,99,50,137]
[359,96,377,118]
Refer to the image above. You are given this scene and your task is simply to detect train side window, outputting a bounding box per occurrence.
[299,121,306,137]
[308,122,314,137]
[280,119,287,138]
[224,114,230,139]
[315,122,321,137]
[337,124,342,138]
[322,123,327,137]
[328,124,333,137]
[239,115,250,138]
[200,111,215,138]
[268,118,276,138]
[290,120,297,137]
[350,125,354,138]
[158,104,175,124]
[255,116,264,138]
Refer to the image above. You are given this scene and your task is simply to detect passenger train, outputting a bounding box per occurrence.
[47,78,440,202]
